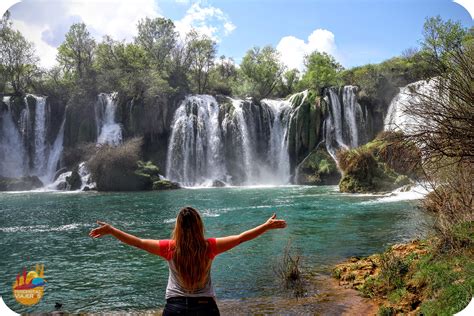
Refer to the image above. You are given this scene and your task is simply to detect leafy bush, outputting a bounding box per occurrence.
[87,137,149,191]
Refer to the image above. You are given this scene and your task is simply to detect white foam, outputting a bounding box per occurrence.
[361,183,431,204]
[0,223,85,233]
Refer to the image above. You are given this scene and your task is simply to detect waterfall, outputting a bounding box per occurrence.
[45,119,65,182]
[384,79,437,134]
[0,97,26,177]
[324,86,365,161]
[166,95,226,186]
[262,99,291,183]
[166,95,292,186]
[96,93,122,146]
[342,86,363,148]
[232,99,255,184]
[33,96,48,174]
[0,95,66,185]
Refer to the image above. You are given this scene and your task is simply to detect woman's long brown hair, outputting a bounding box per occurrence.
[171,206,211,291]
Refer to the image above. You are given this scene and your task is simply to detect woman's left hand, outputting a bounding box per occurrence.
[89,221,113,238]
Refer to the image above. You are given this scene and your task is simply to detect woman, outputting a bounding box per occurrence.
[89,206,287,315]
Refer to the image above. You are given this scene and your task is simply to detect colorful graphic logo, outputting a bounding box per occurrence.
[12,264,46,305]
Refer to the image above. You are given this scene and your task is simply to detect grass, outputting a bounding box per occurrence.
[274,241,305,298]
[335,225,473,315]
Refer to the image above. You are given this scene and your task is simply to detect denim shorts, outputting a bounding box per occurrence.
[163,296,220,316]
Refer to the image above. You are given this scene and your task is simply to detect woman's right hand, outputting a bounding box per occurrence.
[265,213,287,230]
[89,221,114,238]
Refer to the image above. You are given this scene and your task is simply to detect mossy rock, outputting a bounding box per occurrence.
[66,169,82,190]
[212,180,226,187]
[337,131,420,193]
[287,90,323,168]
[152,180,181,190]
[136,160,160,182]
[296,148,340,185]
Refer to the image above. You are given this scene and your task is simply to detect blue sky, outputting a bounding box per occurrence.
[4,0,473,70]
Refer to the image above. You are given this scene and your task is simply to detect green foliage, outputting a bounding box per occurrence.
[186,30,217,94]
[94,37,173,98]
[274,68,300,98]
[152,179,180,190]
[343,225,473,315]
[208,55,238,95]
[296,148,339,185]
[0,11,39,94]
[298,52,343,94]
[421,15,467,71]
[378,306,396,316]
[135,17,177,70]
[135,160,160,183]
[337,132,421,193]
[57,23,96,87]
[239,46,285,99]
[379,252,409,290]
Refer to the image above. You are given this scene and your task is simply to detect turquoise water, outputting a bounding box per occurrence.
[0,186,428,313]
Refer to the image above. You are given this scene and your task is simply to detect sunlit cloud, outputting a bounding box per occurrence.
[276,29,338,71]
[175,2,236,41]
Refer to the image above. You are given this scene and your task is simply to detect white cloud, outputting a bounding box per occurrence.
[65,0,160,41]
[9,0,161,68]
[175,2,236,41]
[12,19,58,69]
[276,29,338,71]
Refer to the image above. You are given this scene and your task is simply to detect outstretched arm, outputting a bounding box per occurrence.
[89,221,160,255]
[215,213,286,254]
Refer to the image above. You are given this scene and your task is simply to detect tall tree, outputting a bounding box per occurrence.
[0,11,39,94]
[57,23,96,83]
[135,17,177,71]
[298,51,343,94]
[240,46,285,100]
[421,15,467,72]
[187,30,217,94]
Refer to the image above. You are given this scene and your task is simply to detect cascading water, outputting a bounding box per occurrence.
[324,86,365,161]
[0,95,66,184]
[96,93,122,146]
[166,96,226,186]
[262,99,291,182]
[166,95,292,186]
[0,97,26,177]
[231,99,255,184]
[342,86,364,148]
[384,79,437,134]
[45,120,65,182]
[33,96,48,174]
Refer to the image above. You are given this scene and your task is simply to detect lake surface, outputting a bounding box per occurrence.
[0,186,429,313]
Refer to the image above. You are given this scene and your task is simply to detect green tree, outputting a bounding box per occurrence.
[57,23,96,84]
[240,46,285,100]
[298,52,343,94]
[186,30,217,94]
[276,68,300,97]
[421,16,467,72]
[135,17,177,71]
[95,36,172,99]
[0,11,39,94]
[208,55,237,96]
